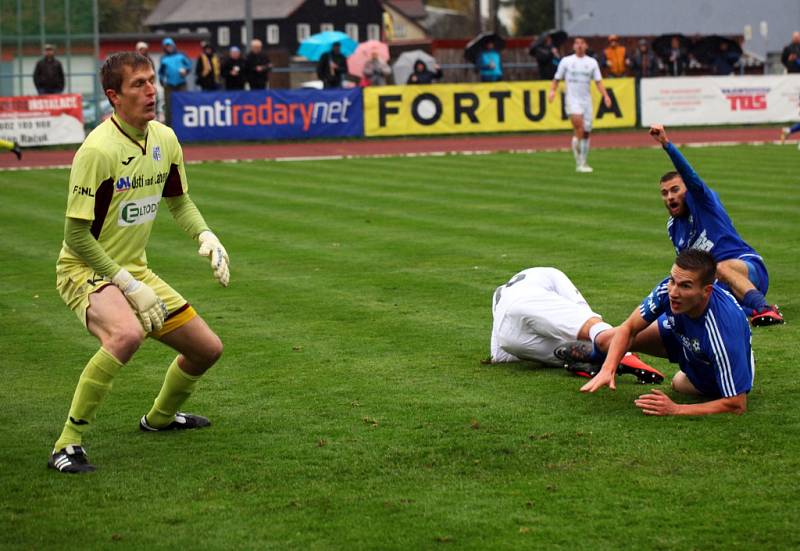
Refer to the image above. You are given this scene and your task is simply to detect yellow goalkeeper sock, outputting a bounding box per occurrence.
[54,347,123,451]
[145,357,201,428]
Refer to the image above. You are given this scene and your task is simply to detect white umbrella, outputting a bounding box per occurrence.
[392,50,437,86]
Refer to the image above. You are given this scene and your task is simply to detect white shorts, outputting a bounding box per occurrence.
[565,97,593,132]
[490,268,600,366]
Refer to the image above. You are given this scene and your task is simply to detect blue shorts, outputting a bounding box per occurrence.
[656,314,721,398]
[740,255,769,296]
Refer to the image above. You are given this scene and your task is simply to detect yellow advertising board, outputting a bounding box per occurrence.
[363,79,636,137]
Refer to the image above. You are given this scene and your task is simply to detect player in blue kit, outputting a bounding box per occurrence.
[649,125,783,326]
[780,122,800,148]
[581,250,752,415]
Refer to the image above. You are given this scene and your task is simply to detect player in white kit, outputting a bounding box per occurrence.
[490,267,663,383]
[548,37,612,173]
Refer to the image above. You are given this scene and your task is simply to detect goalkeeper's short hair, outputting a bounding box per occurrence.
[101,52,154,98]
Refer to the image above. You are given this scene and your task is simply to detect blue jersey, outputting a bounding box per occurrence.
[640,277,754,398]
[664,143,760,263]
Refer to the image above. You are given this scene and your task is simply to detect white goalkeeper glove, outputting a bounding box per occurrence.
[112,268,168,332]
[198,230,230,287]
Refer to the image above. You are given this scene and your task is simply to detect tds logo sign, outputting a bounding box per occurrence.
[723,87,769,111]
[118,194,159,226]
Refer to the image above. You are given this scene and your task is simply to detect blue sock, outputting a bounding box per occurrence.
[741,289,769,312]
[790,123,800,135]
[590,343,607,363]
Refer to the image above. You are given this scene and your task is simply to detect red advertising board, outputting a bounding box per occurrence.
[0,93,85,146]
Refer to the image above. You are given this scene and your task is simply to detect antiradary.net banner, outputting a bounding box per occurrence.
[641,75,800,126]
[0,94,84,145]
[363,79,636,137]
[171,88,363,141]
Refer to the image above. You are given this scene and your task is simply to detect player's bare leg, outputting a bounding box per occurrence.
[716,259,783,325]
[50,287,144,473]
[571,115,592,172]
[140,316,223,431]
[671,371,702,396]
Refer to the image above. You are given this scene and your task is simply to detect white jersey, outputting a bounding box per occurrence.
[554,54,602,106]
[490,267,601,366]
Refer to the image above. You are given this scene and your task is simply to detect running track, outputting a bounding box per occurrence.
[0,126,787,170]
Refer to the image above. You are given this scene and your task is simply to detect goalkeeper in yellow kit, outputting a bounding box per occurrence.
[49,52,229,473]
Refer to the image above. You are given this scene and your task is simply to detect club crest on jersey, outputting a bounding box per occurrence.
[152,145,162,161]
[115,176,131,193]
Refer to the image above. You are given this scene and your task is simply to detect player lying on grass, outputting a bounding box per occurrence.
[490,267,663,384]
[49,52,230,474]
[780,122,800,148]
[579,249,752,416]
[649,124,783,326]
[0,138,22,159]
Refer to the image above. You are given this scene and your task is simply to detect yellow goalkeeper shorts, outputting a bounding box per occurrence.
[56,263,196,338]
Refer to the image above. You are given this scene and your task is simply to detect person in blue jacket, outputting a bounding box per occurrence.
[649,124,783,326]
[158,37,192,125]
[478,40,503,82]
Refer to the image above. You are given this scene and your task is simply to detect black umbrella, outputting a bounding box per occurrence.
[465,32,505,63]
[529,29,568,55]
[691,35,742,65]
[652,33,690,61]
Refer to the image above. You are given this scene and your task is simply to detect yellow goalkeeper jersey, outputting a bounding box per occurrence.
[57,114,189,272]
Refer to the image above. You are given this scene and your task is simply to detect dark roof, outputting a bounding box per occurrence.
[383,0,426,20]
[145,0,306,26]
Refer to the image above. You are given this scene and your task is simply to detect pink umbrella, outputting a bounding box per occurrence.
[347,40,390,77]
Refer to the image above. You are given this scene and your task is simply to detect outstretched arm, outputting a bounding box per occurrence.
[581,307,649,393]
[594,79,612,108]
[649,124,710,197]
[635,389,747,416]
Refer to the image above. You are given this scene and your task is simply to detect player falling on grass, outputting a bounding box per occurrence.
[490,267,663,384]
[548,37,612,174]
[49,52,230,474]
[580,249,753,416]
[0,138,22,159]
[780,122,800,149]
[649,124,783,326]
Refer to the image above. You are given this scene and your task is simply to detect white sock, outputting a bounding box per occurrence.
[571,137,580,164]
[579,138,590,165]
[589,321,612,344]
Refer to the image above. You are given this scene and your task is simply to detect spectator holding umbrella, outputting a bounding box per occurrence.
[158,37,192,125]
[627,39,662,78]
[245,39,272,89]
[780,32,800,73]
[317,42,347,89]
[195,41,221,91]
[478,40,503,82]
[221,46,247,90]
[667,36,689,76]
[362,50,391,86]
[407,59,442,84]
[531,33,562,81]
[33,44,65,95]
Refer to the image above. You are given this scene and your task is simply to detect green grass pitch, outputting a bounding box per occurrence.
[1,144,798,549]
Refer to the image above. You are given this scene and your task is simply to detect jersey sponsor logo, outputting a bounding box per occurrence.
[690,229,715,253]
[71,185,95,197]
[152,145,162,161]
[118,194,160,226]
[116,176,131,192]
[121,156,135,165]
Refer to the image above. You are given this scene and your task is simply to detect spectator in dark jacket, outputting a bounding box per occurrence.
[221,46,247,90]
[407,60,442,84]
[627,39,662,78]
[245,39,272,89]
[33,44,65,94]
[317,42,347,88]
[666,36,689,76]
[196,41,221,91]
[781,32,800,73]
[532,35,560,80]
[710,41,740,75]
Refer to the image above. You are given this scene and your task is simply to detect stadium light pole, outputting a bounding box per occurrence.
[65,0,72,93]
[245,0,253,47]
[16,0,22,95]
[39,0,45,52]
[92,0,100,125]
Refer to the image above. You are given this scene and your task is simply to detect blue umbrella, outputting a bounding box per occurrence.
[297,31,357,61]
